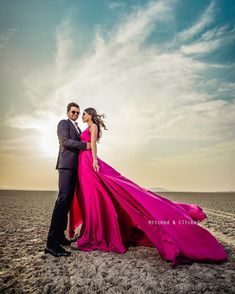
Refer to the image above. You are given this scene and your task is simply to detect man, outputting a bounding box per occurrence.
[45,102,90,257]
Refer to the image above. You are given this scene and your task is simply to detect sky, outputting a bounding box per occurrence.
[0,0,235,192]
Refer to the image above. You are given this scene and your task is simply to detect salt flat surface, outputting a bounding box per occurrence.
[0,190,234,294]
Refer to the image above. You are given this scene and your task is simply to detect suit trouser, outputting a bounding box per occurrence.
[47,168,77,246]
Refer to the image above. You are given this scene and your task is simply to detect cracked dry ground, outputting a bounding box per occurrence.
[0,190,235,294]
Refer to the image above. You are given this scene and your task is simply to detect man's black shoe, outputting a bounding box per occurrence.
[59,238,72,246]
[44,244,71,257]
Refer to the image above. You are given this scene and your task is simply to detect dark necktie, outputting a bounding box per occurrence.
[74,122,81,134]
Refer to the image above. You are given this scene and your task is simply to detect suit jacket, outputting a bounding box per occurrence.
[55,119,87,170]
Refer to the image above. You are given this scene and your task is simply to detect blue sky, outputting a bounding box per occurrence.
[0,0,235,191]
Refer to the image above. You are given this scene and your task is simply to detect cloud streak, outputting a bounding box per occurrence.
[9,1,235,149]
[176,1,216,43]
[2,0,234,190]
[0,28,18,48]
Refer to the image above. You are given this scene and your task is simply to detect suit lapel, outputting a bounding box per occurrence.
[76,125,82,133]
[68,119,80,139]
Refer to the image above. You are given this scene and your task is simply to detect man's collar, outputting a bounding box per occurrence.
[69,118,76,125]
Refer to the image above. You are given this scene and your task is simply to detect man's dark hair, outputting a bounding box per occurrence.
[67,102,80,112]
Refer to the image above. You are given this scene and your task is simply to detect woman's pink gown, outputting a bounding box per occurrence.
[68,128,228,267]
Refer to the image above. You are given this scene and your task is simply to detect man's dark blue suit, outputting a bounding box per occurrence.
[47,119,87,247]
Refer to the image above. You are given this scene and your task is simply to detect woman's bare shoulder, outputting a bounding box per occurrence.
[90,124,98,130]
[88,124,98,133]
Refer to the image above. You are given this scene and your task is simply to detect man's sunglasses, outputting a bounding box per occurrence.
[71,111,80,115]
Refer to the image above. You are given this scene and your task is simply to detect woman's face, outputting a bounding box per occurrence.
[82,111,92,123]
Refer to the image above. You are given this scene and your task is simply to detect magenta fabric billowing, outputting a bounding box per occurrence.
[68,128,228,267]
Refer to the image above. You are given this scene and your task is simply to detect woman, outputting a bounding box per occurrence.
[68,107,228,267]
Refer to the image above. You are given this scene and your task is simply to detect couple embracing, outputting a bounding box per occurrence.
[45,102,228,268]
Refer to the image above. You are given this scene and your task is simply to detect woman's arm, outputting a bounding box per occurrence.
[90,124,99,172]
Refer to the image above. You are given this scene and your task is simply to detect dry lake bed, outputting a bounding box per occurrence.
[0,190,235,293]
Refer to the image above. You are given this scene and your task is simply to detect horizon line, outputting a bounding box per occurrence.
[0,188,235,193]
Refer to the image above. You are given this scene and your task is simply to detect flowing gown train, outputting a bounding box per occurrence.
[68,128,228,267]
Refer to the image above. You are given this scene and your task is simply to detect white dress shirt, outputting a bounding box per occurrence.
[69,119,81,134]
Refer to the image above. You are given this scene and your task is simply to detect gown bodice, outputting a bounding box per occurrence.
[80,128,91,142]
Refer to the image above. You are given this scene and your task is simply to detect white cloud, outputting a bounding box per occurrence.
[3,0,235,189]
[113,0,173,45]
[108,2,125,10]
[0,28,18,48]
[55,18,74,72]
[11,1,235,145]
[180,25,235,55]
[176,1,216,42]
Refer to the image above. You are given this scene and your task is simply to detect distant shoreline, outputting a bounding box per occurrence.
[0,189,234,193]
